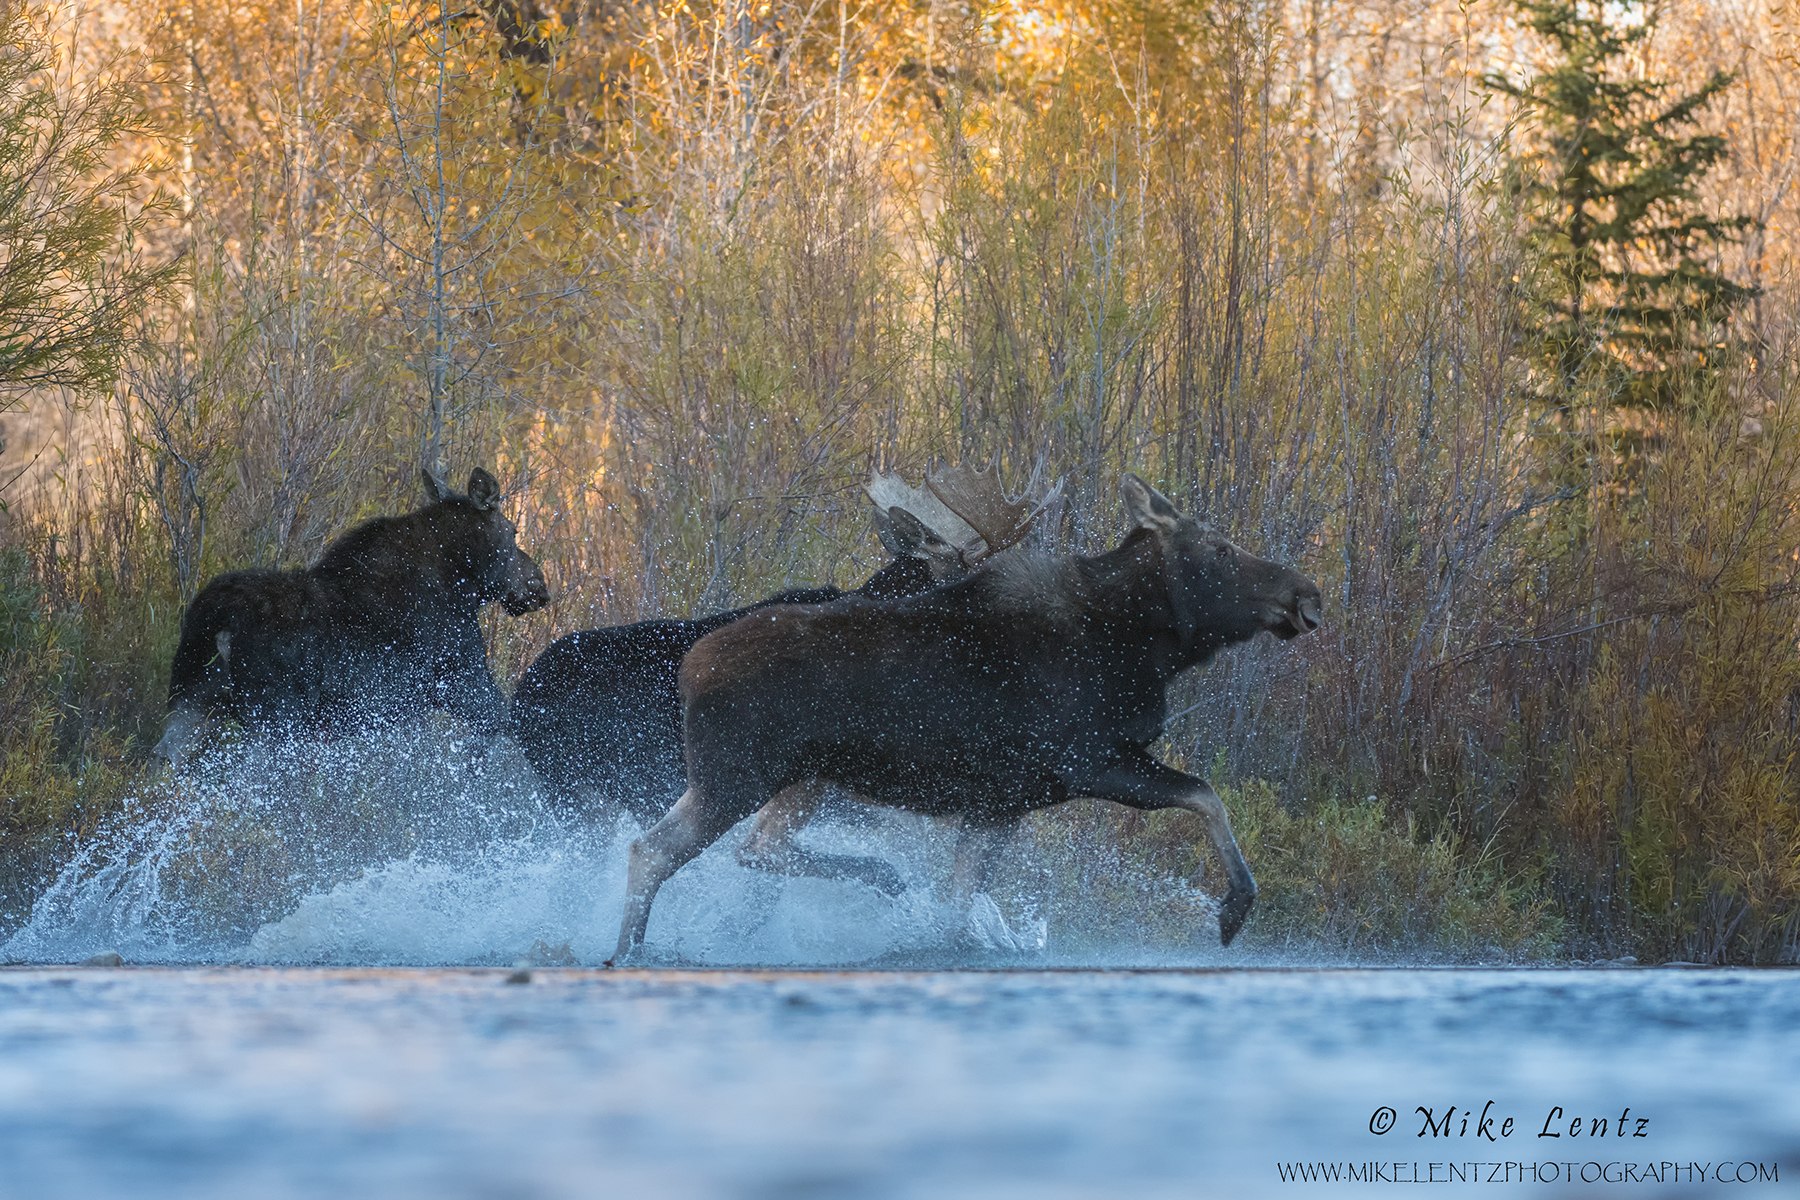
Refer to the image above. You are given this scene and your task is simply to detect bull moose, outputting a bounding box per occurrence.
[611,474,1322,962]
[156,467,550,764]
[512,465,1056,829]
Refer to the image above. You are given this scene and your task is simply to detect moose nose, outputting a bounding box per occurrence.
[505,586,550,616]
[1292,592,1322,634]
[504,561,552,615]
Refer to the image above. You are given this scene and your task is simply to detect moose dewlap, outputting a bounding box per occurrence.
[611,473,1323,962]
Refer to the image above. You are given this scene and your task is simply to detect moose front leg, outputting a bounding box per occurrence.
[1081,752,1258,946]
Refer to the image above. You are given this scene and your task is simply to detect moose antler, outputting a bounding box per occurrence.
[866,469,979,553]
[867,462,1060,564]
[926,464,1061,559]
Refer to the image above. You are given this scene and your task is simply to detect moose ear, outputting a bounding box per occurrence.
[466,468,501,511]
[421,467,452,503]
[1121,473,1183,534]
[885,506,963,566]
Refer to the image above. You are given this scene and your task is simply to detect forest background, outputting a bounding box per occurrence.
[1,0,1796,964]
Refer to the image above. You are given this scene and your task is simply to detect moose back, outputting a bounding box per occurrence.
[511,464,1056,827]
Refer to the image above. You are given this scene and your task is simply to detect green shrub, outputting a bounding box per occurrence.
[1228,779,1563,960]
[0,546,140,931]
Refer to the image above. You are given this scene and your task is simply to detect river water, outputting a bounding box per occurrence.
[1,741,1795,1196]
[0,966,1794,1199]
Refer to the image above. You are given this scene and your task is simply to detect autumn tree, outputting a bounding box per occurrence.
[0,2,172,462]
[362,0,585,482]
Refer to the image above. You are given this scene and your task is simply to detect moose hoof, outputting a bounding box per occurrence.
[1218,886,1256,947]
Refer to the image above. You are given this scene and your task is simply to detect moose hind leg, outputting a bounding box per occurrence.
[1084,753,1258,947]
[612,787,750,963]
[737,782,907,897]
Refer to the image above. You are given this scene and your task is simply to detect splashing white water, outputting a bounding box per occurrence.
[242,816,1029,967]
[2,725,1221,967]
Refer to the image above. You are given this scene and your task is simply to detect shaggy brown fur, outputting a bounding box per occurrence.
[612,475,1322,961]
[157,468,549,763]
[510,508,963,829]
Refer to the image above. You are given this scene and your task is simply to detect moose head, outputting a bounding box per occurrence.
[421,467,551,616]
[1120,474,1322,654]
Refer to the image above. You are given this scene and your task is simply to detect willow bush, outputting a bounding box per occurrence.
[2,0,1795,961]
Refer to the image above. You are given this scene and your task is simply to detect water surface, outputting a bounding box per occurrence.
[3,742,1793,1195]
[1,966,1793,1198]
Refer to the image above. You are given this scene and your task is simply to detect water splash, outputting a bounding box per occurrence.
[2,725,1225,967]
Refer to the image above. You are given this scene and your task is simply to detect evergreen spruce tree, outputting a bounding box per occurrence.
[1487,0,1758,425]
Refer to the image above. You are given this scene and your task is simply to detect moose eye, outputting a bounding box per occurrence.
[1215,543,1233,562]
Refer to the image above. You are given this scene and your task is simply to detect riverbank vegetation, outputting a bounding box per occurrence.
[2,0,1796,962]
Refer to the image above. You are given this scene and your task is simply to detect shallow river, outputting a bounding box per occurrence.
[0,966,1793,1198]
